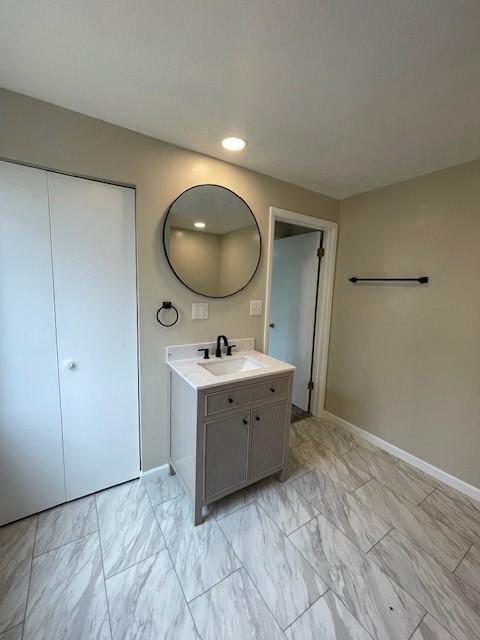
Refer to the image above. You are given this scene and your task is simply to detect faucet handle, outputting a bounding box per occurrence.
[226,344,237,356]
[198,347,210,360]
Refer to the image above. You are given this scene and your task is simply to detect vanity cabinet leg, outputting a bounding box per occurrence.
[278,466,288,482]
[169,463,176,476]
[193,499,203,526]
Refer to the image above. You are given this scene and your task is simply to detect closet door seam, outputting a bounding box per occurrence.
[46,170,67,503]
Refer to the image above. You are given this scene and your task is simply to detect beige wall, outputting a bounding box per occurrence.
[168,227,220,296]
[168,225,260,297]
[0,88,338,470]
[219,226,260,295]
[326,159,480,486]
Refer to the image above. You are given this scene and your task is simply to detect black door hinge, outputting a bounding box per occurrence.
[317,247,325,258]
[307,380,314,390]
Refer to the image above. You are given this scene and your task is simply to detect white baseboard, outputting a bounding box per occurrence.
[139,463,169,479]
[320,410,480,504]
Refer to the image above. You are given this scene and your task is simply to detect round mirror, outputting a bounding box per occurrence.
[163,185,261,297]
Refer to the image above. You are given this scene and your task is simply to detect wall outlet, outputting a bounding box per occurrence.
[249,300,263,316]
[192,302,208,320]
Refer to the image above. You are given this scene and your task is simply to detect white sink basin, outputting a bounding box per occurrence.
[200,356,266,376]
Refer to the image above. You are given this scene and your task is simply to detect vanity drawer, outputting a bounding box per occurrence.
[253,377,289,402]
[205,385,254,415]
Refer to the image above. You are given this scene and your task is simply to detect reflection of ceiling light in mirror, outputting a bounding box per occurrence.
[194,221,206,228]
[222,137,246,151]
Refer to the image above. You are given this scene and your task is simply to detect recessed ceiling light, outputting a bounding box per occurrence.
[194,221,206,228]
[222,136,246,151]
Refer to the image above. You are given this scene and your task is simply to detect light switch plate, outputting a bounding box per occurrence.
[192,302,208,320]
[249,300,263,316]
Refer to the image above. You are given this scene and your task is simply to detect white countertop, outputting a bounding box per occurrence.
[167,346,295,390]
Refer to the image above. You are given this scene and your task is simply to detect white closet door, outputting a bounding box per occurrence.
[48,173,139,500]
[0,161,65,525]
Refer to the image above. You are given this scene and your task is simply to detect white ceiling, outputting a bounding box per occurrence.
[169,185,256,234]
[1,0,479,198]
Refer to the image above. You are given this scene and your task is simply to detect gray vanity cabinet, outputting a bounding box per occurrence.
[204,411,250,498]
[248,401,290,478]
[168,369,293,524]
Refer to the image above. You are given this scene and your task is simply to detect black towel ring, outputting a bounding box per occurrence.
[156,301,179,327]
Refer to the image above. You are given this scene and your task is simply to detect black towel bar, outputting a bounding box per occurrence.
[349,276,429,284]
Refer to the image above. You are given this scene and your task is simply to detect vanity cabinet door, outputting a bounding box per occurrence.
[204,411,250,499]
[248,401,289,478]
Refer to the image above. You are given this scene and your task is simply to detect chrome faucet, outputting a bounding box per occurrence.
[215,335,229,358]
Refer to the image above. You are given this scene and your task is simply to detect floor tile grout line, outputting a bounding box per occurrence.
[147,484,203,638]
[103,548,166,581]
[284,466,434,636]
[349,457,435,507]
[342,452,431,506]
[285,514,318,539]
[365,528,460,632]
[348,477,372,494]
[145,491,185,510]
[250,500,334,628]
[186,566,244,606]
[288,524,383,639]
[292,434,373,494]
[292,439,372,496]
[295,419,357,459]
[282,588,331,635]
[356,481,472,572]
[406,611,426,640]
[142,473,185,508]
[32,528,99,560]
[332,423,459,505]
[452,541,473,575]
[415,486,435,508]
[415,487,436,507]
[20,515,38,640]
[152,488,257,612]
[93,495,114,640]
[288,486,392,560]
[252,479,320,536]
[290,432,435,506]
[333,427,430,492]
[217,505,300,635]
[394,461,446,495]
[365,526,395,554]
[95,480,168,581]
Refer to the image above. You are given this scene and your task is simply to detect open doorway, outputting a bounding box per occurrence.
[268,222,323,420]
[264,207,338,422]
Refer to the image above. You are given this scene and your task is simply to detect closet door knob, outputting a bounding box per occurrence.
[242,418,248,425]
[63,359,76,369]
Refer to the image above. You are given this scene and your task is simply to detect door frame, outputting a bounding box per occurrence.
[263,207,338,418]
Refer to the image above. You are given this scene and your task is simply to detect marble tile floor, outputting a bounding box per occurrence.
[1,415,479,640]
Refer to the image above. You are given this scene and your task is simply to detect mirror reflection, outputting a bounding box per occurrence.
[164,185,261,297]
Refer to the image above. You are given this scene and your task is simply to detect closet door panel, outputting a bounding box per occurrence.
[0,161,65,525]
[48,173,139,500]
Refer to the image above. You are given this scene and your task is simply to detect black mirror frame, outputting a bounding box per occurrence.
[162,184,262,298]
